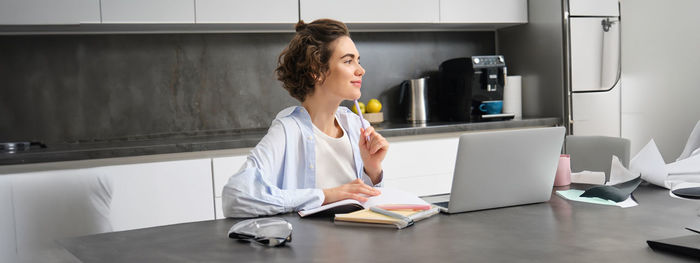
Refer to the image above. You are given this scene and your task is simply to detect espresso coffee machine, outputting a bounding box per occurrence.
[438,55,514,122]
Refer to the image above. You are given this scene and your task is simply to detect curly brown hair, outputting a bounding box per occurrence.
[275,19,350,102]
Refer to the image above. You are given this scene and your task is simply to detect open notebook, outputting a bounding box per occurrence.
[298,187,430,217]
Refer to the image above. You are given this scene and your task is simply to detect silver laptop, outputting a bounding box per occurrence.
[426,127,565,213]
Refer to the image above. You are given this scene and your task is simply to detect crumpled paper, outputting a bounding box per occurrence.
[630,120,700,198]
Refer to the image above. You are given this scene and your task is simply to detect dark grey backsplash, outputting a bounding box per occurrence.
[0,31,494,144]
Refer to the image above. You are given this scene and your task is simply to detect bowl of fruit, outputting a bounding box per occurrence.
[351,99,383,124]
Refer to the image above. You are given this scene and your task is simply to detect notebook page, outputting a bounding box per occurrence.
[364,187,429,207]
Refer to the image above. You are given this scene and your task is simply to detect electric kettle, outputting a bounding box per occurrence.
[399,77,430,123]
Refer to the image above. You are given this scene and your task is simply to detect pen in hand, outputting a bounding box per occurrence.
[354,99,371,142]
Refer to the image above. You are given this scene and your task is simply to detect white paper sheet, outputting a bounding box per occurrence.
[629,139,668,188]
[677,120,700,161]
[556,189,638,208]
[665,175,700,189]
[616,196,639,208]
[667,154,700,175]
[571,171,606,185]
[607,155,640,185]
[364,187,429,207]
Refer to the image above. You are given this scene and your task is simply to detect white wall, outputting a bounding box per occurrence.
[620,0,700,162]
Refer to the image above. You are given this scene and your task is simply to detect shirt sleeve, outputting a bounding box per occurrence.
[362,169,384,187]
[222,120,324,218]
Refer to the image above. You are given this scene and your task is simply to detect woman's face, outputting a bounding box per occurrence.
[316,36,365,101]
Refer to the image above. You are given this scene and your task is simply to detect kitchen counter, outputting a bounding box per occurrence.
[0,118,560,166]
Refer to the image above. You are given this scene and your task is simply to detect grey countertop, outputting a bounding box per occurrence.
[59,185,700,262]
[0,118,559,165]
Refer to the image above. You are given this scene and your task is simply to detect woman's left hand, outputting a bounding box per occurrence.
[359,126,389,184]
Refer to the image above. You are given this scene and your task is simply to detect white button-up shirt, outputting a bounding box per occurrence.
[222,106,381,218]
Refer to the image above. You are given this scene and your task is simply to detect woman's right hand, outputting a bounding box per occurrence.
[322,179,381,205]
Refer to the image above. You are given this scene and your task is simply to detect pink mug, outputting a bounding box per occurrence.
[554,154,571,186]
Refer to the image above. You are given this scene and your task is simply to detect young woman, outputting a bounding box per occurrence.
[222,19,390,218]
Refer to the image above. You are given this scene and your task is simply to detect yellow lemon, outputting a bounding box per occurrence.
[366,99,382,113]
[351,102,366,114]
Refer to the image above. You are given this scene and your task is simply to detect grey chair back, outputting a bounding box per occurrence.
[565,135,631,182]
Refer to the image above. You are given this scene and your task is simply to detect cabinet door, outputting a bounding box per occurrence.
[440,0,527,23]
[8,168,113,262]
[101,0,195,23]
[0,177,17,263]
[196,0,297,23]
[212,153,249,219]
[382,133,461,197]
[300,0,439,23]
[99,159,214,231]
[3,159,214,261]
[0,0,100,25]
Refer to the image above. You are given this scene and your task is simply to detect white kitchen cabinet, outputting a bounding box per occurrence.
[214,198,224,219]
[300,0,439,23]
[1,0,528,32]
[196,0,298,23]
[101,0,195,23]
[0,177,17,263]
[439,0,528,23]
[382,133,462,197]
[98,158,214,231]
[1,158,214,262]
[212,152,250,219]
[7,168,113,262]
[0,0,100,25]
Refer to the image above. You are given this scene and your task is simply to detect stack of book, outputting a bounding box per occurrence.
[334,204,439,229]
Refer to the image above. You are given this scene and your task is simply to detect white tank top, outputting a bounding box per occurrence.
[313,120,357,189]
